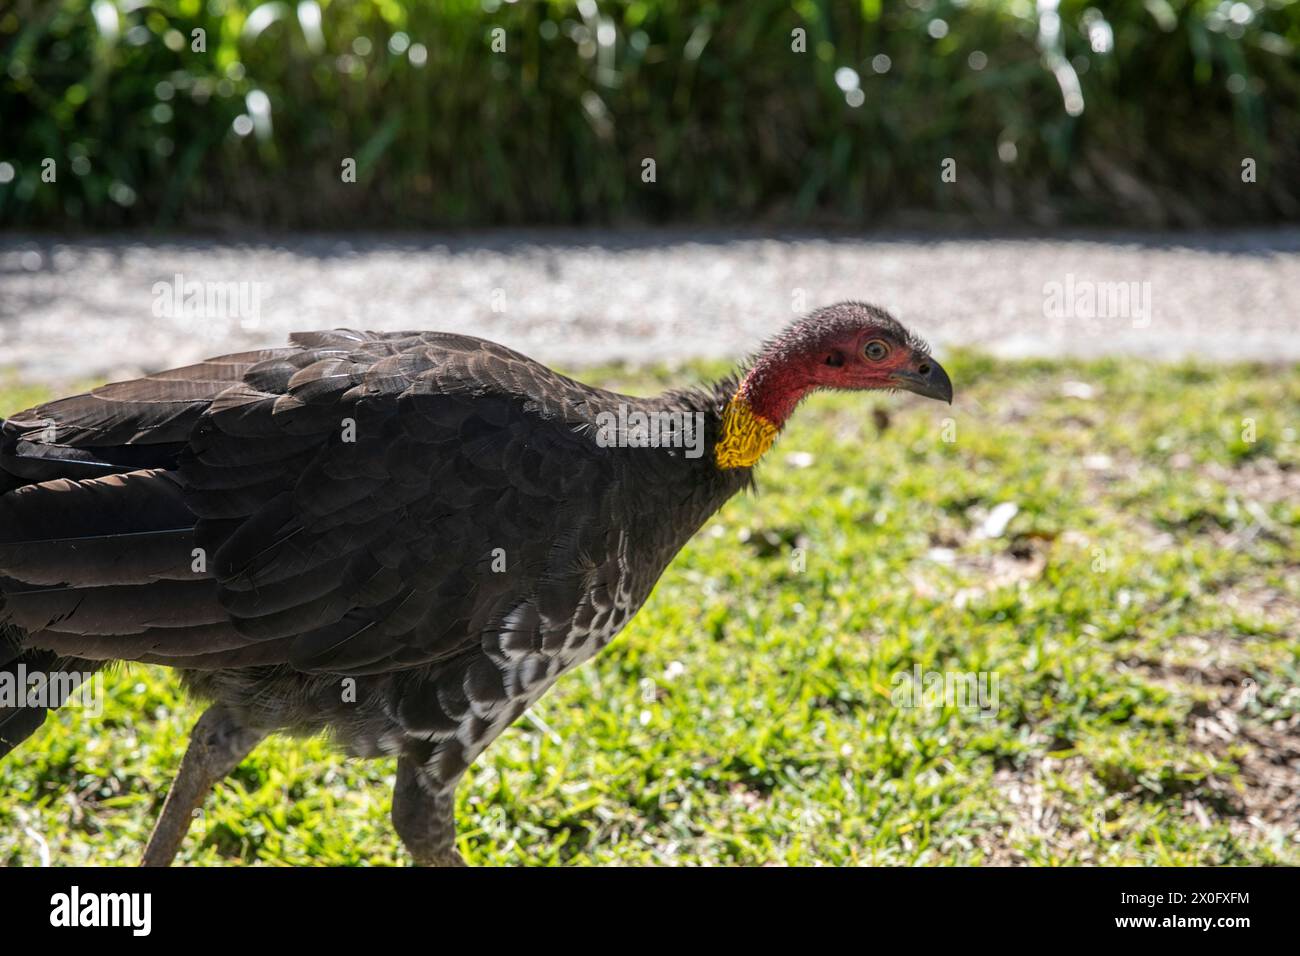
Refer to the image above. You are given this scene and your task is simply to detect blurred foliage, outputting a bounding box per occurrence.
[0,0,1297,230]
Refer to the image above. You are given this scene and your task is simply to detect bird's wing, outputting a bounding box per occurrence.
[0,331,431,486]
[1,330,619,675]
[0,346,296,488]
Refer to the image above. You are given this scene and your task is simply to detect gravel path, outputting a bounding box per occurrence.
[3,229,1298,384]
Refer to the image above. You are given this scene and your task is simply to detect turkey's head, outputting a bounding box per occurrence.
[715,303,952,470]
[796,302,952,403]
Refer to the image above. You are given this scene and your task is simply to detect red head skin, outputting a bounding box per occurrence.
[735,303,951,426]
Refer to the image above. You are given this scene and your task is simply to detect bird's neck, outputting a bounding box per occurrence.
[712,355,810,470]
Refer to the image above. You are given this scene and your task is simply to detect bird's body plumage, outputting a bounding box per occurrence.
[1,330,747,788]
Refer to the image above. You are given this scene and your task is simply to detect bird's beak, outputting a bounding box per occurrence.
[890,357,953,404]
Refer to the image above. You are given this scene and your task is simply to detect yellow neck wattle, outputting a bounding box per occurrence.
[715,396,779,469]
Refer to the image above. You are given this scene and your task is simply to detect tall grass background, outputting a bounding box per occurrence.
[1,0,1297,230]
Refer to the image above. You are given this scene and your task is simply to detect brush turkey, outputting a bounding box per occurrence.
[0,302,952,865]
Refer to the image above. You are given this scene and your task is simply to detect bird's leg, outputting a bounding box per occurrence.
[140,704,266,867]
[391,755,465,866]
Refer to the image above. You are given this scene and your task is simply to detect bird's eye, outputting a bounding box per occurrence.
[864,339,889,361]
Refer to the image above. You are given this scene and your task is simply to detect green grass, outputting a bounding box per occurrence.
[2,352,1298,866]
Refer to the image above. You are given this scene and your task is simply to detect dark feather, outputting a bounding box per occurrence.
[0,327,749,789]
